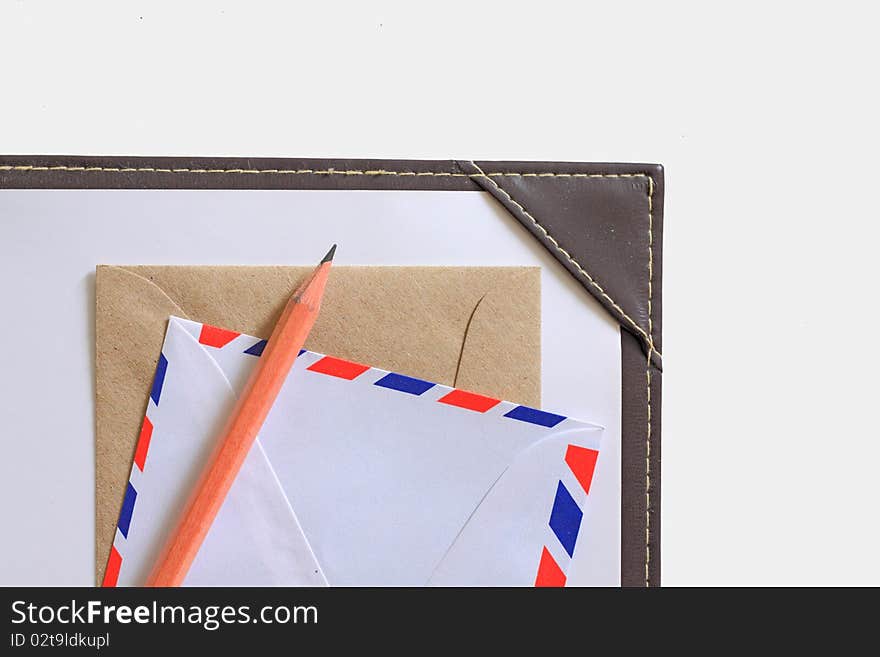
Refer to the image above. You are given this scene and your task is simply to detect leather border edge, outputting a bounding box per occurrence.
[622,332,662,586]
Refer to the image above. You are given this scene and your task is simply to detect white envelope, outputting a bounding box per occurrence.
[105,317,604,587]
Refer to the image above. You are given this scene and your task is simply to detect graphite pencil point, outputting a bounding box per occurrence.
[321,244,337,263]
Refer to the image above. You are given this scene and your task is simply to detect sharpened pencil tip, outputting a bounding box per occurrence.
[320,244,337,263]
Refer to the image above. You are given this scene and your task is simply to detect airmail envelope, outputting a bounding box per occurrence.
[105,317,603,587]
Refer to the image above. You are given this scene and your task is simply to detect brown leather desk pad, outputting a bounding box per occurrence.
[0,156,664,587]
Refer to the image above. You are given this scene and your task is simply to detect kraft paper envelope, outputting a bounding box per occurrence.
[106,317,601,586]
[95,265,541,583]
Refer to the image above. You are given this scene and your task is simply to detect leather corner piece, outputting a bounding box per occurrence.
[459,160,663,363]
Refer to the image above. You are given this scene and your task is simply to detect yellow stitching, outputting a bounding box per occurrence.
[645,362,652,587]
[467,161,659,356]
[645,175,655,587]
[0,165,475,177]
[496,172,648,179]
[648,178,654,339]
[0,163,643,181]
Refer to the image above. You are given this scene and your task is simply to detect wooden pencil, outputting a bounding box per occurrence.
[146,245,336,586]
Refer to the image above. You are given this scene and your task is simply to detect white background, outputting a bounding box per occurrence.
[1,1,878,585]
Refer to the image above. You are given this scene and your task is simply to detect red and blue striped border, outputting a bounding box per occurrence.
[534,445,599,587]
[104,348,169,586]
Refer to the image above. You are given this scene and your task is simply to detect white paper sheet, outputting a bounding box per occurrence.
[0,188,621,585]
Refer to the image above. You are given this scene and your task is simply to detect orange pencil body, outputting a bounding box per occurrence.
[146,250,334,586]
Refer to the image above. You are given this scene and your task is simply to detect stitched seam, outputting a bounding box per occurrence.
[645,364,652,586]
[645,176,655,587]
[466,161,658,357]
[0,164,650,179]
